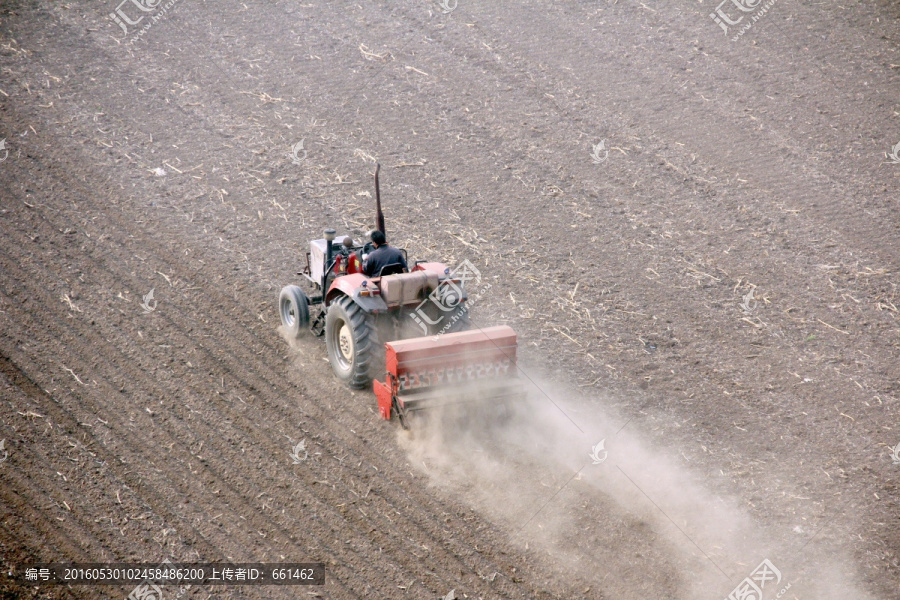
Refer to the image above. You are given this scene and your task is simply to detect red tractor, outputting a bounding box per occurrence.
[278,165,521,427]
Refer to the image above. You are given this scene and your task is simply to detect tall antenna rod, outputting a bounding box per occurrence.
[374,163,386,236]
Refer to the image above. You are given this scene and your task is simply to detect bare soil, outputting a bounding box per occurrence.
[1,0,899,598]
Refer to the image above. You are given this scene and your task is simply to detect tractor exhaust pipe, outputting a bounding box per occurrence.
[324,228,336,288]
[374,163,386,236]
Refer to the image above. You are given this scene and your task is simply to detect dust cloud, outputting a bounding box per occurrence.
[397,371,874,600]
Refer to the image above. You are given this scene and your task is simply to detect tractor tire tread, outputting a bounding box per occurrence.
[325,295,378,389]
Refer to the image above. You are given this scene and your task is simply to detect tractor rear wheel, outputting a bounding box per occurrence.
[325,295,378,389]
[279,285,310,339]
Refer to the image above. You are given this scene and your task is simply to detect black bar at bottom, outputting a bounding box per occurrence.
[13,563,325,585]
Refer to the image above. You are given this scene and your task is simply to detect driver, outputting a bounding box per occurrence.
[362,230,408,277]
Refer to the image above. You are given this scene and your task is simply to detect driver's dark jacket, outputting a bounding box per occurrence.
[363,244,408,277]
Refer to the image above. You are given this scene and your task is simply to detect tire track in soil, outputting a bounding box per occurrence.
[0,486,79,600]
[0,372,95,600]
[0,240,402,599]
[0,455,131,599]
[0,362,136,560]
[0,161,568,600]
[0,350,340,600]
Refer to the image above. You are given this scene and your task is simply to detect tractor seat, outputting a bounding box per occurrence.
[377,263,406,277]
[379,271,439,307]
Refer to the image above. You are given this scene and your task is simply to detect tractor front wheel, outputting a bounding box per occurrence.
[325,295,377,389]
[279,285,310,339]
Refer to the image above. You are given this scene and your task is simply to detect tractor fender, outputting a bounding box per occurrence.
[350,292,388,313]
[413,262,449,278]
[413,261,469,302]
[327,275,388,313]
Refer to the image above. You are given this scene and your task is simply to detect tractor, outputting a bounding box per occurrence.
[278,165,522,427]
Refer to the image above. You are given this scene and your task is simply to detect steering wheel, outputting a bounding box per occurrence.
[357,242,375,263]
